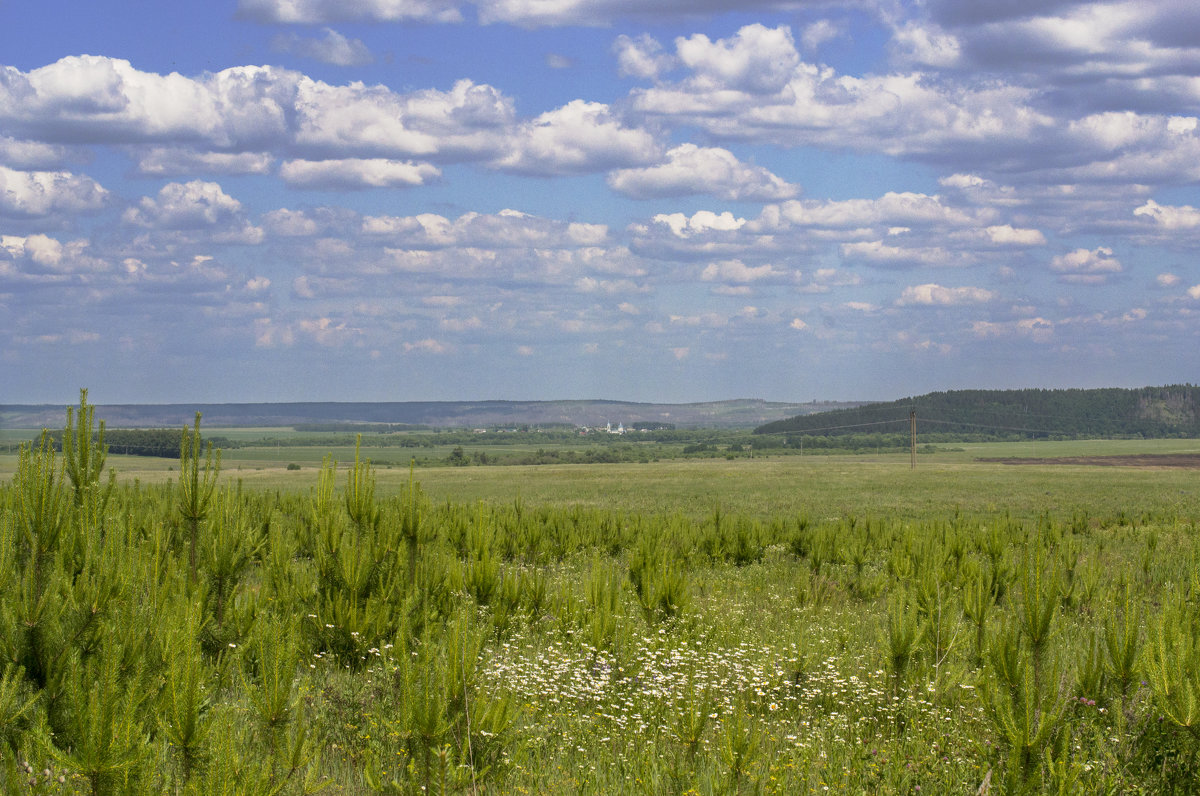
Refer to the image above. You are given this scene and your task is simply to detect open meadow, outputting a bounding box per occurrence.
[2,407,1200,793]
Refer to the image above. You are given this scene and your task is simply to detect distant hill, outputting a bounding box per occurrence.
[754,386,1200,439]
[0,398,862,431]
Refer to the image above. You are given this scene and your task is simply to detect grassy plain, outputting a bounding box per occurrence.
[3,435,1199,521]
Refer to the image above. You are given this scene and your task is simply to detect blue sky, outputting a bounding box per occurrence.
[2,0,1199,404]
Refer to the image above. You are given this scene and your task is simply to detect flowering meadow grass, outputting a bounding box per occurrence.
[2,396,1200,794]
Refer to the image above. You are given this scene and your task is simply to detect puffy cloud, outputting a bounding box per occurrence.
[970,316,1055,342]
[238,0,461,23]
[0,165,108,217]
[362,209,608,250]
[889,20,962,68]
[607,144,798,201]
[280,158,441,189]
[674,24,800,95]
[758,192,984,230]
[1049,246,1122,283]
[574,276,645,294]
[652,210,745,237]
[620,22,1200,187]
[613,33,677,80]
[471,0,809,27]
[627,25,1052,162]
[0,58,519,166]
[920,0,1200,113]
[801,20,845,53]
[1134,199,1200,229]
[439,315,484,332]
[0,57,295,148]
[122,180,264,244]
[403,338,451,354]
[296,316,361,346]
[0,136,68,169]
[669,312,727,327]
[263,208,321,236]
[494,100,660,175]
[271,28,375,67]
[292,78,501,160]
[984,224,1047,246]
[700,258,783,283]
[123,180,243,229]
[0,233,99,272]
[840,240,973,268]
[896,283,996,306]
[135,148,273,176]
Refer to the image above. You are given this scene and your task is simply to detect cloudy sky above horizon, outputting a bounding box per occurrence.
[3,0,1199,404]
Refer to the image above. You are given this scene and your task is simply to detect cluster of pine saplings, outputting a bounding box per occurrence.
[1,391,1200,794]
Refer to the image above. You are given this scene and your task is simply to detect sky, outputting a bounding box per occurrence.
[2,0,1199,405]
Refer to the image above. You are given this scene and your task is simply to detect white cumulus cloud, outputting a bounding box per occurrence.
[607,144,798,201]
[653,210,745,238]
[280,158,441,189]
[494,100,660,175]
[1050,246,1122,284]
[1134,199,1200,230]
[238,0,461,23]
[123,180,243,228]
[700,258,782,283]
[271,28,375,66]
[896,283,996,306]
[0,166,108,218]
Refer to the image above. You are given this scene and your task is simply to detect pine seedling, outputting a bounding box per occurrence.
[1104,580,1141,703]
[399,465,426,586]
[672,671,713,763]
[344,436,379,535]
[979,649,1069,796]
[243,614,301,750]
[50,644,153,796]
[0,664,40,756]
[962,558,995,667]
[61,389,114,515]
[1016,546,1059,690]
[719,700,761,794]
[158,602,212,787]
[586,555,621,652]
[178,413,220,587]
[203,488,263,633]
[886,589,924,701]
[1144,597,1200,735]
[12,433,68,578]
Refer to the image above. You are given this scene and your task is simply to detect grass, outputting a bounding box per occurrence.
[5,444,1192,523]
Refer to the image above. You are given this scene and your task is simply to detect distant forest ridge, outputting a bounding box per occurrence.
[0,398,860,431]
[754,386,1200,439]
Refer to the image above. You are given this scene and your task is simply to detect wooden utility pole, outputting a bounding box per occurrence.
[910,410,917,470]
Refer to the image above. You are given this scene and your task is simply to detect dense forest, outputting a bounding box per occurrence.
[755,385,1200,439]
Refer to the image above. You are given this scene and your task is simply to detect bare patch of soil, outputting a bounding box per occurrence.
[977,453,1200,468]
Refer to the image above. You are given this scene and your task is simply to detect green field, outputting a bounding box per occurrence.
[3,409,1200,793]
[3,435,1199,522]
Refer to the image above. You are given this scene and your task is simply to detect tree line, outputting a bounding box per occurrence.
[755,385,1200,439]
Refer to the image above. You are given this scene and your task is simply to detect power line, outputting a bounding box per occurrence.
[760,415,1076,437]
[919,418,1070,436]
[759,418,910,435]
